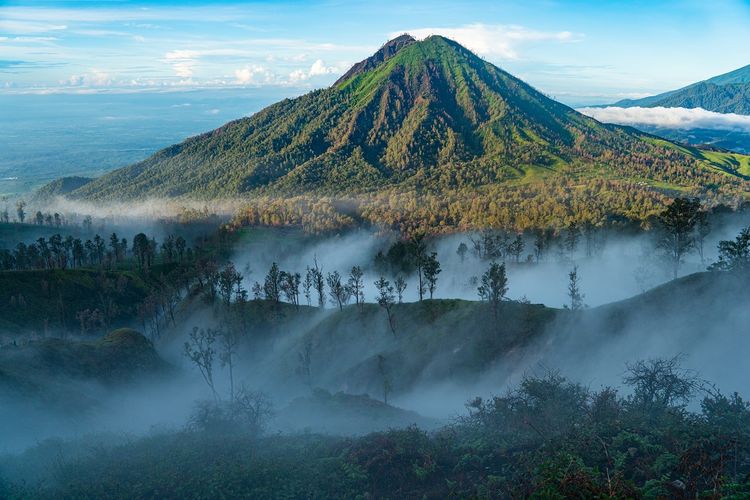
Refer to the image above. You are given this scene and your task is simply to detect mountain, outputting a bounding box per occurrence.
[55,36,750,230]
[612,64,750,114]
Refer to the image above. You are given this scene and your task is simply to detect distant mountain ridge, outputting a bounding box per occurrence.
[612,64,750,115]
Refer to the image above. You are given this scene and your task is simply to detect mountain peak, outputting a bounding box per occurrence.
[66,33,749,211]
[334,34,416,85]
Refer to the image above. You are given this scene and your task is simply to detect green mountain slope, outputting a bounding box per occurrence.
[33,176,92,201]
[57,36,750,231]
[613,64,750,114]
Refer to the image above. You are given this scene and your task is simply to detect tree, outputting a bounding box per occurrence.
[184,327,218,401]
[218,327,240,401]
[656,197,702,278]
[263,262,282,303]
[93,234,106,265]
[311,258,325,308]
[347,266,365,307]
[624,356,700,413]
[303,266,314,306]
[15,200,25,223]
[534,228,554,262]
[175,236,187,262]
[377,354,393,405]
[327,271,350,310]
[710,226,750,271]
[410,234,428,301]
[565,222,580,256]
[394,275,407,303]
[219,263,242,306]
[478,262,508,319]
[695,211,711,265]
[456,242,468,263]
[161,235,176,263]
[375,276,396,336]
[422,252,441,299]
[508,234,525,263]
[567,265,585,311]
[132,233,150,269]
[280,271,301,307]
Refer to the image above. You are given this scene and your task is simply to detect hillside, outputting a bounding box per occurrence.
[0,328,168,405]
[33,176,92,201]
[0,268,153,335]
[55,36,750,230]
[613,64,750,114]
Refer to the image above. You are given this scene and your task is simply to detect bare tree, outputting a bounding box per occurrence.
[410,233,428,301]
[567,265,585,311]
[184,327,218,401]
[347,265,365,307]
[327,271,350,310]
[311,257,325,308]
[394,275,407,303]
[375,276,396,336]
[219,327,240,401]
[624,355,701,413]
[303,266,313,306]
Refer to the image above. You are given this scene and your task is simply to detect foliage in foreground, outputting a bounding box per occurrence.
[3,357,750,499]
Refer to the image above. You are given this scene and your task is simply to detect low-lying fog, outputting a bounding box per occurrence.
[2,201,750,456]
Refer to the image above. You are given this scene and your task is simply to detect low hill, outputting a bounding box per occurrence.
[0,328,168,405]
[62,36,750,231]
[248,268,750,402]
[613,64,750,115]
[0,268,153,335]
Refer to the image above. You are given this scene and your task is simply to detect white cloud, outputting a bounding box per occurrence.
[164,49,201,77]
[288,59,344,83]
[578,106,750,132]
[0,20,67,34]
[394,23,582,60]
[234,65,272,84]
[65,69,113,87]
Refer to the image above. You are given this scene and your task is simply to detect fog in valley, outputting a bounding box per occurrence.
[2,198,750,463]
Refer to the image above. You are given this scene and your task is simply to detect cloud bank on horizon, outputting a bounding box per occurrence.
[578,106,750,132]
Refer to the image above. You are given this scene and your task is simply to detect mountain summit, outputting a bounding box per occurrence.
[66,35,749,217]
[334,34,416,85]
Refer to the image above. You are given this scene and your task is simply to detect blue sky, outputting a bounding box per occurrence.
[1,0,749,105]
